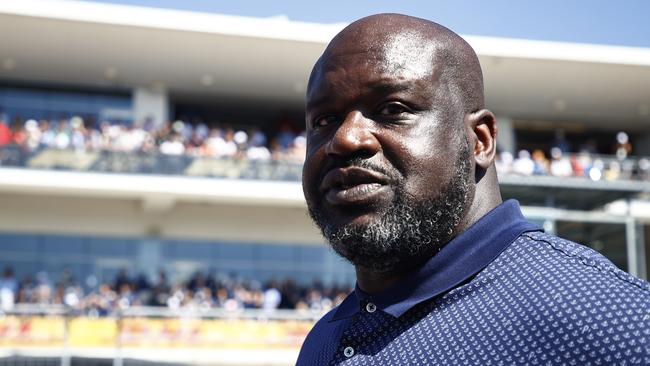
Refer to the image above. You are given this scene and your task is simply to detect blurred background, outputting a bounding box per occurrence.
[0,0,649,365]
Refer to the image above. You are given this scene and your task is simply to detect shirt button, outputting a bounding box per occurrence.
[366,302,377,313]
[343,346,355,358]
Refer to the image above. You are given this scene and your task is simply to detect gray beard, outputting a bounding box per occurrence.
[308,145,472,275]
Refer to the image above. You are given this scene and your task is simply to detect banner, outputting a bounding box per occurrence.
[0,316,312,350]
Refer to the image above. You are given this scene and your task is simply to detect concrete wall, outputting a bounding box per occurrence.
[0,192,323,246]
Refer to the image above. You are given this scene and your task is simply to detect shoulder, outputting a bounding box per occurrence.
[480,230,650,312]
[517,231,649,293]
[295,307,344,366]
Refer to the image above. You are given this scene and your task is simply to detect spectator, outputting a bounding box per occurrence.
[262,280,282,311]
[0,267,18,310]
[549,147,572,177]
[512,150,535,176]
[495,151,513,175]
[531,149,549,175]
[159,133,185,155]
[275,122,296,151]
[615,131,632,160]
[0,117,12,146]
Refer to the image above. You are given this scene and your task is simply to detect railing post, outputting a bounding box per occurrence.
[113,309,123,366]
[61,306,70,366]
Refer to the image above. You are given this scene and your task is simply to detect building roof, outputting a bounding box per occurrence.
[1,0,650,127]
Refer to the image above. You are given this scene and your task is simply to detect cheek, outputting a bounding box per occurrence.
[394,129,457,199]
[302,148,325,198]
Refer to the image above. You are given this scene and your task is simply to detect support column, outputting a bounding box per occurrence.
[137,239,162,283]
[637,222,647,280]
[133,86,169,128]
[496,116,516,154]
[625,216,639,277]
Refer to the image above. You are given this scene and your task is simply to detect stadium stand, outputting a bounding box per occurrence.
[1,0,650,365]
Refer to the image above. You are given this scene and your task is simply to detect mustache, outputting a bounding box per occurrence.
[318,156,400,184]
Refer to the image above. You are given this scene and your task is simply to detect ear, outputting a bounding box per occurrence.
[466,109,497,170]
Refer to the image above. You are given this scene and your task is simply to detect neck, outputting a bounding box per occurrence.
[355,266,403,295]
[458,166,502,233]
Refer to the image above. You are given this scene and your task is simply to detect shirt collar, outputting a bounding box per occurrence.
[331,199,541,321]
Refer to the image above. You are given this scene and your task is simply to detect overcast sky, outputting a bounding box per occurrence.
[83,0,650,47]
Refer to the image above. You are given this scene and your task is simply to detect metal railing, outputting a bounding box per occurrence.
[2,144,650,183]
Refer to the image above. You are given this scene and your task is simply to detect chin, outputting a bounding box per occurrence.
[317,203,390,231]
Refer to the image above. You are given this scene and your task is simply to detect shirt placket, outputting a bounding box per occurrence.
[330,299,389,365]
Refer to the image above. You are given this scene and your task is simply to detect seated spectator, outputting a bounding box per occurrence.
[512,150,535,176]
[531,149,549,175]
[159,133,185,155]
[549,147,572,177]
[0,118,11,146]
[495,151,513,175]
[0,267,18,310]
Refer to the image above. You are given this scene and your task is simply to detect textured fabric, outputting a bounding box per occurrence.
[296,201,650,365]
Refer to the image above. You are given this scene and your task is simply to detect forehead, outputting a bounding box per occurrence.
[308,32,439,101]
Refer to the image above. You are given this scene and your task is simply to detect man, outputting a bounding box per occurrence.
[298,14,649,365]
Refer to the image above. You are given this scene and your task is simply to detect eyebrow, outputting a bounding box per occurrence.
[367,81,413,95]
[306,80,414,111]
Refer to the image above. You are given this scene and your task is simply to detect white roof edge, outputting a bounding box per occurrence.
[0,0,346,43]
[0,168,306,207]
[1,0,650,66]
[464,35,650,66]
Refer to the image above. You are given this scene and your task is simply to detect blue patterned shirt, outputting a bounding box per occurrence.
[296,200,650,365]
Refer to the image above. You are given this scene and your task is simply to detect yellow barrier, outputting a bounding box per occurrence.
[0,316,65,347]
[0,316,312,350]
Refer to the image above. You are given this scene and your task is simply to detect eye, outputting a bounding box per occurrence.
[312,115,339,129]
[377,102,412,117]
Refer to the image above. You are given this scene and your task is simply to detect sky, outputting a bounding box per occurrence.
[82,0,650,47]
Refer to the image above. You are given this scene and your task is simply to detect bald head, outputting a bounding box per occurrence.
[302,13,502,279]
[309,13,484,115]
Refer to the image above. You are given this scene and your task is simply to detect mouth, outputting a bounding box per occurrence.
[319,167,392,207]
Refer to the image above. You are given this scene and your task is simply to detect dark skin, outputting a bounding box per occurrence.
[302,14,502,294]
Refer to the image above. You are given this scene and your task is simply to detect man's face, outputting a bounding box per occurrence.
[302,32,473,274]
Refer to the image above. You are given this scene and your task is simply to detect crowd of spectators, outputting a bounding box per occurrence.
[0,116,306,164]
[496,131,650,182]
[1,116,649,181]
[496,147,650,182]
[0,266,351,317]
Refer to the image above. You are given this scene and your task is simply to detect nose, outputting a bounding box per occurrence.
[325,111,380,158]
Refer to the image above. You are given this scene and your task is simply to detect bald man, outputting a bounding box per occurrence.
[298,14,649,365]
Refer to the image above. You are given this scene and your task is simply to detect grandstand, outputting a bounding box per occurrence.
[1,0,650,365]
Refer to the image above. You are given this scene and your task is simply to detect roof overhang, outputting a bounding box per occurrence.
[1,0,649,127]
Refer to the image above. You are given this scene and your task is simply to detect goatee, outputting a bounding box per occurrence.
[308,143,472,275]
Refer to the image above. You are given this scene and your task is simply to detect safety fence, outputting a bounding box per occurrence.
[0,146,303,181]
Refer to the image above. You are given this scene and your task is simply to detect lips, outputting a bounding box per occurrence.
[319,166,391,206]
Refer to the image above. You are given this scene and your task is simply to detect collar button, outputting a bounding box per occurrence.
[343,346,355,358]
[366,302,377,313]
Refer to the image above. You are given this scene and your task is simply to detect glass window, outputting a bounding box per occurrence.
[0,86,132,124]
[169,240,212,260]
[41,235,86,255]
[88,237,136,257]
[0,233,40,252]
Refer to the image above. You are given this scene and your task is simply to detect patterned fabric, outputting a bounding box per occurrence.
[296,201,650,365]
